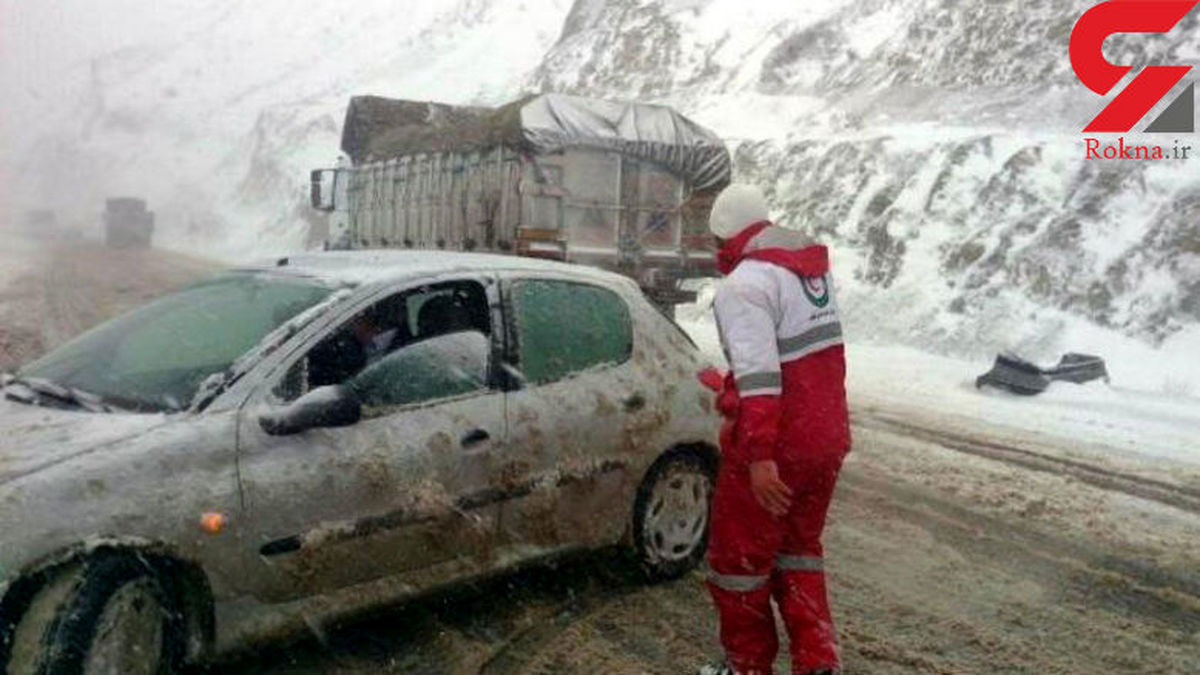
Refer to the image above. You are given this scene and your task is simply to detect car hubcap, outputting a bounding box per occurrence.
[84,579,164,675]
[645,466,711,562]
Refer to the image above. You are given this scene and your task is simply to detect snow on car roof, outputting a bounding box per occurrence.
[248,249,636,288]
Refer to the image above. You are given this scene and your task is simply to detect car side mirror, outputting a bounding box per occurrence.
[310,169,338,212]
[259,385,362,436]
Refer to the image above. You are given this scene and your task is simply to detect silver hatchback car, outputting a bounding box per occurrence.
[0,251,720,673]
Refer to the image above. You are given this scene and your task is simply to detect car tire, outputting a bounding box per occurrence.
[7,555,186,675]
[631,452,715,581]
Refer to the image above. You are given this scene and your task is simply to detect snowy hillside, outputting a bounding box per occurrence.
[3,0,1199,370]
[533,0,1200,358]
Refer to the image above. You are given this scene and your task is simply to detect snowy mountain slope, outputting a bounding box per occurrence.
[730,132,1200,354]
[532,0,1200,353]
[536,0,1200,125]
[2,0,571,257]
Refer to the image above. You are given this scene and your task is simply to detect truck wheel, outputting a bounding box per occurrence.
[631,452,714,581]
[7,555,185,675]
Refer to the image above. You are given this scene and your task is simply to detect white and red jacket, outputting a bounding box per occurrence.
[712,222,850,467]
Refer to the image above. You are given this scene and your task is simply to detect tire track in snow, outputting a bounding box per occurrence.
[853,410,1200,516]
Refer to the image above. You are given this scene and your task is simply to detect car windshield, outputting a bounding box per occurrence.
[17,272,335,413]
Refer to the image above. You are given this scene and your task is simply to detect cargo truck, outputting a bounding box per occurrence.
[310,94,731,310]
[103,198,154,249]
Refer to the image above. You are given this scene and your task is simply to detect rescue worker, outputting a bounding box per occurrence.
[700,184,851,675]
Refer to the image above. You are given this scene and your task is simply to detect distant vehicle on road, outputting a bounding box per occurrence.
[310,94,732,313]
[104,197,154,249]
[0,251,719,673]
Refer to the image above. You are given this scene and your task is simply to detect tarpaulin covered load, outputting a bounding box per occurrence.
[340,93,732,192]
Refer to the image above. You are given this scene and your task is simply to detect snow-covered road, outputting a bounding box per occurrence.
[0,234,49,371]
[0,237,219,371]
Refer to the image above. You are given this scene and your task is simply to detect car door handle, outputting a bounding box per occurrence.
[624,393,646,412]
[461,429,491,448]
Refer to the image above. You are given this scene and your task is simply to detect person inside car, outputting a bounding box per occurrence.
[350,311,401,366]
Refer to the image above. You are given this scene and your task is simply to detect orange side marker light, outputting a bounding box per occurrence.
[200,512,227,535]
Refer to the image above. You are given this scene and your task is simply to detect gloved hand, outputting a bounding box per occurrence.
[749,460,792,517]
[698,367,739,419]
[697,367,725,392]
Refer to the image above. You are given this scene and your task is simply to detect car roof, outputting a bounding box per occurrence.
[244,250,637,289]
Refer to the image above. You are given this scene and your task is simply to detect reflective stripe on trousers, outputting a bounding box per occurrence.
[708,554,822,593]
[708,570,769,592]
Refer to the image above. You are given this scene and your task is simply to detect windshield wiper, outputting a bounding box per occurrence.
[2,374,113,413]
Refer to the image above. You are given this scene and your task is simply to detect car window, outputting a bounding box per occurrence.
[351,331,489,408]
[19,272,334,412]
[278,279,490,401]
[510,279,632,385]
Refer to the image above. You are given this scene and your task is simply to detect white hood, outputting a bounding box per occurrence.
[0,395,170,486]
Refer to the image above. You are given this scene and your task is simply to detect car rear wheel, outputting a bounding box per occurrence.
[631,452,714,581]
[7,555,185,675]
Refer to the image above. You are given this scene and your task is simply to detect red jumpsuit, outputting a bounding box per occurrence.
[706,222,851,674]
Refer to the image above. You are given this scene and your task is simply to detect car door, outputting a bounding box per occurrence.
[236,275,508,601]
[495,274,648,552]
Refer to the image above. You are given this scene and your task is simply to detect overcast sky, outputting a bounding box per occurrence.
[1,1,199,197]
[0,0,567,240]
[2,0,191,99]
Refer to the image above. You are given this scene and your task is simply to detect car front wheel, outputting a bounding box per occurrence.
[631,452,714,581]
[7,554,185,675]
